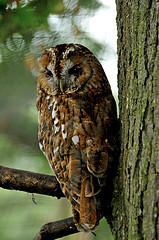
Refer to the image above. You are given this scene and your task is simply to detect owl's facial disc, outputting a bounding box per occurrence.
[46,58,81,93]
[45,55,91,94]
[38,44,95,95]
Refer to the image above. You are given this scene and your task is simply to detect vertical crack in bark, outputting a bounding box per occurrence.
[138,190,144,236]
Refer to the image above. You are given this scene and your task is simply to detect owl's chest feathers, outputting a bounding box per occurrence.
[38,92,106,156]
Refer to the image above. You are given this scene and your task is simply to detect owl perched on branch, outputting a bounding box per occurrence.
[37,43,117,232]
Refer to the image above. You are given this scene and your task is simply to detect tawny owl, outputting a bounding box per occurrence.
[36,43,117,232]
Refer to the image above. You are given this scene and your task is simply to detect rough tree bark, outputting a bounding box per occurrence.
[110,1,159,240]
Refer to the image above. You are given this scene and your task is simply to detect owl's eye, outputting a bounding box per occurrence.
[68,65,82,76]
[46,69,53,77]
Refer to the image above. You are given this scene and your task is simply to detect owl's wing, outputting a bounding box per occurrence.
[85,93,118,178]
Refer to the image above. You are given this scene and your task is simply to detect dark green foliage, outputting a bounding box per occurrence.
[0,0,65,42]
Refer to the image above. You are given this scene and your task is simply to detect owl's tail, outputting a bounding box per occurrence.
[61,176,100,232]
[78,177,100,232]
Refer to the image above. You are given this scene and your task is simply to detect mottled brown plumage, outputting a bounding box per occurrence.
[37,43,117,231]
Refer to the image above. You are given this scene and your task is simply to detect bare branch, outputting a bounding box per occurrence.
[33,217,78,240]
[0,165,64,198]
[0,165,79,239]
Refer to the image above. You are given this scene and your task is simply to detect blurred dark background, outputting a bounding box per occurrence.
[0,0,117,239]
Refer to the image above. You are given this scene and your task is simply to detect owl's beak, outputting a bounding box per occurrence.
[60,80,64,92]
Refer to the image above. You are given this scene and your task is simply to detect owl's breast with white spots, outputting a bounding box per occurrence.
[39,93,90,160]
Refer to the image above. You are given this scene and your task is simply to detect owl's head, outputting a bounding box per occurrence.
[37,43,109,95]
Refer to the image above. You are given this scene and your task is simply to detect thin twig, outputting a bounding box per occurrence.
[0,165,64,198]
[33,217,78,240]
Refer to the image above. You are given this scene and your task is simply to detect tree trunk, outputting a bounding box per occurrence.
[111,1,159,239]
